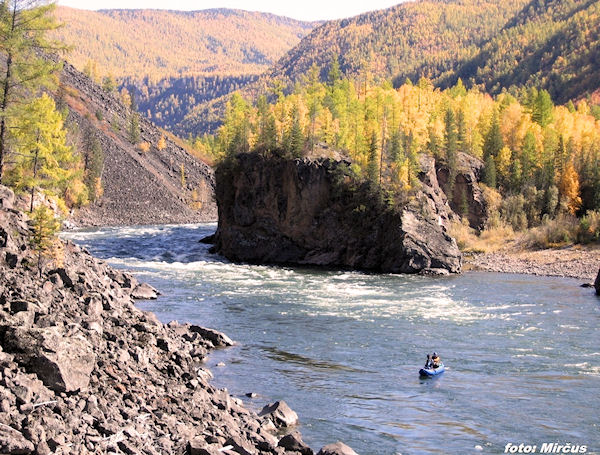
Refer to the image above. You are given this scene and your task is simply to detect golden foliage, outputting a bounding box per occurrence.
[559,161,582,215]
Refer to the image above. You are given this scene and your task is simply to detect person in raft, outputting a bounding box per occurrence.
[425,352,442,369]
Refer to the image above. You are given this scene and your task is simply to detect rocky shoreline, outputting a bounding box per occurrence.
[465,246,600,282]
[0,185,356,455]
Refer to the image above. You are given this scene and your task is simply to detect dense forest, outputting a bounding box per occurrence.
[121,74,260,134]
[270,0,529,85]
[433,0,600,103]
[199,61,600,243]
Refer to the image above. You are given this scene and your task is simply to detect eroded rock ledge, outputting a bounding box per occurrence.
[213,153,462,274]
[0,185,354,455]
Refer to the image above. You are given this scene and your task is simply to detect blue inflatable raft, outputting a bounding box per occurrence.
[419,363,445,377]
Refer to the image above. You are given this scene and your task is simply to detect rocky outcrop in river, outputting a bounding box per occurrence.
[595,268,600,295]
[213,153,461,274]
[0,185,351,454]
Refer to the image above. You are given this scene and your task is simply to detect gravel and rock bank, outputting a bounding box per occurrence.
[0,186,355,455]
[466,247,600,281]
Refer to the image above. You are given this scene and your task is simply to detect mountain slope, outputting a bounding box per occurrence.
[269,0,529,83]
[178,0,530,136]
[438,0,600,103]
[52,7,316,80]
[57,61,216,226]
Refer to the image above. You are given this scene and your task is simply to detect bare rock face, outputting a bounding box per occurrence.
[436,151,487,230]
[4,327,96,393]
[595,268,600,295]
[214,153,461,274]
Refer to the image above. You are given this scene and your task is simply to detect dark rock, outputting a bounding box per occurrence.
[48,268,77,289]
[5,252,18,268]
[245,392,257,398]
[317,442,359,455]
[278,432,313,455]
[0,227,7,248]
[258,401,299,428]
[199,234,215,244]
[581,283,593,288]
[189,325,234,347]
[436,151,487,230]
[4,327,96,393]
[131,283,160,300]
[0,425,34,454]
[214,153,461,274]
[9,300,32,314]
[595,268,600,296]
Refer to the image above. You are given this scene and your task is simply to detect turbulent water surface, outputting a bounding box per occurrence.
[62,224,600,455]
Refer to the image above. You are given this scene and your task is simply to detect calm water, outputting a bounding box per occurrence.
[62,224,600,455]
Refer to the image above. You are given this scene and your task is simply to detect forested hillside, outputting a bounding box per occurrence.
[52,7,315,80]
[437,0,600,103]
[270,0,529,84]
[122,74,260,134]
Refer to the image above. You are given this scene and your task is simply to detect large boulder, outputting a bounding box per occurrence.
[595,268,600,296]
[258,400,299,428]
[3,327,96,393]
[189,325,234,347]
[317,442,359,455]
[214,153,461,274]
[278,432,313,455]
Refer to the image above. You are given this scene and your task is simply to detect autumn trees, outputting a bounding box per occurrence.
[210,59,600,237]
[0,0,92,212]
[0,0,65,180]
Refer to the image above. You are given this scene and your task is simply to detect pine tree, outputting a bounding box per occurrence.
[327,55,341,88]
[532,89,554,127]
[128,112,141,144]
[483,111,503,161]
[29,204,60,277]
[6,94,76,212]
[286,105,304,158]
[367,132,379,187]
[483,153,497,188]
[444,108,458,194]
[81,126,104,202]
[0,0,66,181]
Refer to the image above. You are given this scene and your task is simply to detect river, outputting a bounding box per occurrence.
[62,223,600,455]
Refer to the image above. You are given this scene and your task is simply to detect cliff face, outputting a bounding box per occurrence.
[435,152,487,231]
[58,62,217,226]
[0,185,347,454]
[214,153,462,274]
